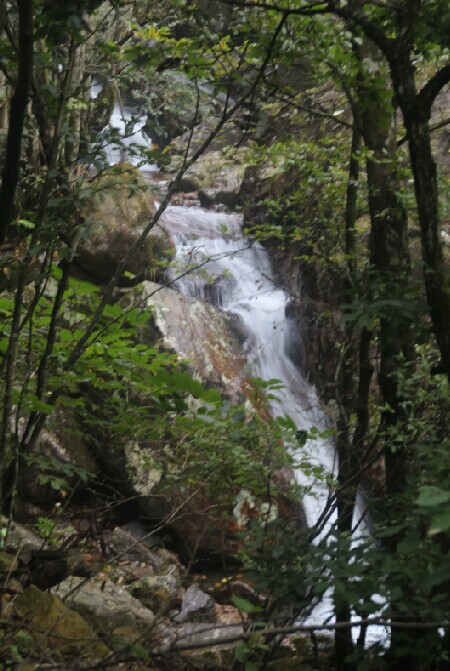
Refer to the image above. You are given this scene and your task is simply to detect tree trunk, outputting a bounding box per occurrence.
[357,40,412,497]
[0,0,34,245]
[394,68,450,380]
[334,124,361,671]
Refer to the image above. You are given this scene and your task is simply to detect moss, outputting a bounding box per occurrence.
[0,550,19,573]
[78,166,173,283]
[12,585,110,659]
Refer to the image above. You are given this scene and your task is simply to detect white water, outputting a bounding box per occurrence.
[160,206,390,642]
[161,206,336,531]
[97,97,386,639]
[91,80,157,172]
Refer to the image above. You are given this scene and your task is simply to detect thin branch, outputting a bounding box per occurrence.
[153,617,448,655]
[398,116,450,147]
[418,64,450,115]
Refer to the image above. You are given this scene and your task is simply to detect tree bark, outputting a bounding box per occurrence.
[334,124,361,671]
[0,0,34,245]
[391,58,450,381]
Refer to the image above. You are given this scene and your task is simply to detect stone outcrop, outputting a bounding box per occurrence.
[52,576,156,633]
[169,148,250,209]
[10,585,110,659]
[142,280,249,401]
[77,165,173,283]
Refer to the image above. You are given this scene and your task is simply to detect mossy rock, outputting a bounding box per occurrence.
[126,566,182,614]
[0,550,19,573]
[52,576,156,635]
[78,165,174,283]
[12,585,110,659]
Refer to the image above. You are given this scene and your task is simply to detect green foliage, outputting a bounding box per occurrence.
[0,2,450,670]
[34,516,76,549]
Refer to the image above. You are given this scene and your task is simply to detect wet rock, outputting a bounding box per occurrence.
[173,583,216,624]
[170,148,249,197]
[143,281,248,401]
[173,175,201,193]
[198,187,241,210]
[126,565,182,613]
[11,584,109,658]
[215,189,241,209]
[198,188,217,208]
[52,576,156,634]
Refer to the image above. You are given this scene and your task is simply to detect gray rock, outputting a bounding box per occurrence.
[216,189,241,209]
[0,515,45,551]
[52,576,156,634]
[103,526,164,568]
[173,175,201,193]
[126,565,182,614]
[198,188,217,208]
[173,583,216,624]
[77,168,172,283]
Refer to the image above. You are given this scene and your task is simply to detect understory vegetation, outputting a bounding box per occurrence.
[0,1,449,669]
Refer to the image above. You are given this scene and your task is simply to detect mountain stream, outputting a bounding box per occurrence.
[96,100,386,642]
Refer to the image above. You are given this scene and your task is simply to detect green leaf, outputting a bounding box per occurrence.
[17,218,35,229]
[231,595,263,613]
[235,642,250,663]
[416,486,450,507]
[428,509,450,536]
[25,396,54,415]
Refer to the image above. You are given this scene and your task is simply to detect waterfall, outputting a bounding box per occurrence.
[96,101,385,640]
[91,80,157,172]
[161,204,388,642]
[161,205,336,530]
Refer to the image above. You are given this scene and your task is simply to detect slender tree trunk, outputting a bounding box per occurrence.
[356,40,412,497]
[334,124,361,671]
[392,63,450,381]
[0,0,34,245]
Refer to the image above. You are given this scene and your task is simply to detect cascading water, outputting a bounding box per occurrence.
[159,204,339,627]
[91,80,157,172]
[96,105,386,642]
[160,205,337,532]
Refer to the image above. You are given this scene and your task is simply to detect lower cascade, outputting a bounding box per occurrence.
[160,204,336,530]
[159,202,386,643]
[86,98,385,641]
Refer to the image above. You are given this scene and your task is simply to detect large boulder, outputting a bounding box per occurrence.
[10,585,109,659]
[143,281,249,400]
[126,565,182,614]
[170,148,250,209]
[52,576,156,634]
[77,166,173,283]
